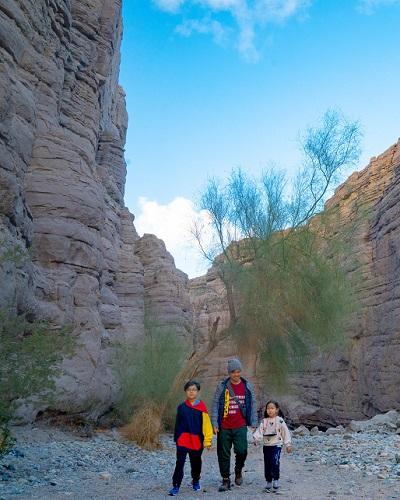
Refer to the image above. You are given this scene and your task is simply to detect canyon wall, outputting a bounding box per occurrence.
[189,141,400,426]
[1,1,399,427]
[0,0,191,421]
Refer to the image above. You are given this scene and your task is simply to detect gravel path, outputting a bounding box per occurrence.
[1,424,399,499]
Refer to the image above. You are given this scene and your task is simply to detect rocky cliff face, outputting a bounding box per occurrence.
[0,0,191,420]
[189,141,400,426]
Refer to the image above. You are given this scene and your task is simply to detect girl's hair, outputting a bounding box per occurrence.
[184,380,200,391]
[264,400,284,418]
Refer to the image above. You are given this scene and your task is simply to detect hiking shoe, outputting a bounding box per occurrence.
[265,481,272,492]
[234,470,243,486]
[218,478,231,492]
[192,481,201,491]
[168,486,180,496]
[272,479,280,492]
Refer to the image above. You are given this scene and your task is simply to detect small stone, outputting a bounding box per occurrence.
[293,425,310,436]
[50,480,58,486]
[125,467,137,473]
[343,434,354,440]
[377,473,388,479]
[99,471,112,481]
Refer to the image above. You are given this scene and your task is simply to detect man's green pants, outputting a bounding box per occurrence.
[217,426,248,479]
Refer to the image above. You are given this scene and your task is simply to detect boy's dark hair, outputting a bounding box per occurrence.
[264,400,284,419]
[184,380,200,391]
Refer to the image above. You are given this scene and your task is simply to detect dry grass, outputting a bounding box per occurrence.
[120,403,163,450]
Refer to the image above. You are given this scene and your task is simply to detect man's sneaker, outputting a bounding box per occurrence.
[192,481,201,491]
[218,478,231,492]
[234,470,243,486]
[272,479,280,492]
[168,486,180,496]
[265,481,272,492]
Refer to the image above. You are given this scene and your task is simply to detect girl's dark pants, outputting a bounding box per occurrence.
[263,445,281,481]
[172,448,203,487]
[217,426,248,479]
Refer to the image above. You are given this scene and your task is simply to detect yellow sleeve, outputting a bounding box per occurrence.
[202,412,213,447]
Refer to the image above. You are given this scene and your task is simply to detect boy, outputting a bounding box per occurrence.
[169,380,213,496]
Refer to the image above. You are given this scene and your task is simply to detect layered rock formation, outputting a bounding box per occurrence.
[189,141,400,426]
[0,0,191,420]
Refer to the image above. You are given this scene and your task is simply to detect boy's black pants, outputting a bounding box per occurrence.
[172,448,203,487]
[263,445,281,482]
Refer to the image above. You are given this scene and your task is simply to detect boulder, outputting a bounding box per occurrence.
[349,410,399,433]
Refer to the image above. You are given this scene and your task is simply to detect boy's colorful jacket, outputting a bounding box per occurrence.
[174,399,213,451]
[211,377,257,428]
[253,416,292,447]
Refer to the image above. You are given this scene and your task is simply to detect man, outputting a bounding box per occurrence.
[211,358,257,492]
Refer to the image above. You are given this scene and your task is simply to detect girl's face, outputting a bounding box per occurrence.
[266,403,278,417]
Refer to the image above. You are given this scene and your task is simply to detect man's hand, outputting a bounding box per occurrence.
[286,445,293,453]
[213,426,219,434]
[250,427,257,433]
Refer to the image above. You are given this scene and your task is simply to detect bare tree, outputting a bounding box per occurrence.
[193,110,362,388]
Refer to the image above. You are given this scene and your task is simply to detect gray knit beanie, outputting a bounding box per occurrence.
[227,358,242,373]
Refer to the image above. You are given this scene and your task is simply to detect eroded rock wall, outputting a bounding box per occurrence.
[0,0,191,420]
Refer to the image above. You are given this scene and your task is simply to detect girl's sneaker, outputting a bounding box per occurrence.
[265,481,272,492]
[169,486,180,496]
[272,479,280,492]
[192,481,201,491]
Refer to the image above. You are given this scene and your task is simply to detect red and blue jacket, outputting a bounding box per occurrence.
[174,399,213,451]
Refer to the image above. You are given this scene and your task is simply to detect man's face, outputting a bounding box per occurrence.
[229,369,241,384]
[185,385,199,401]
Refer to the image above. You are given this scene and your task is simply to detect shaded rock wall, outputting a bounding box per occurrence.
[0,0,191,420]
[189,141,400,426]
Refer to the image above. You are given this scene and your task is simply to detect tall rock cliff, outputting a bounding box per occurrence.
[0,0,192,420]
[189,141,400,426]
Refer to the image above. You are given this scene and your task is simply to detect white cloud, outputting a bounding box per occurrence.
[134,196,212,278]
[153,0,312,61]
[154,0,186,12]
[358,0,400,13]
[176,18,228,45]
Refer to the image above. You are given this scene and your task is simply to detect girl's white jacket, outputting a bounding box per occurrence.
[253,416,292,447]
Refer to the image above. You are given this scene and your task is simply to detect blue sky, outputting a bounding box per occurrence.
[120,0,400,277]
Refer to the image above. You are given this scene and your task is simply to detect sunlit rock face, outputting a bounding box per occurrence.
[0,0,191,421]
[189,141,400,426]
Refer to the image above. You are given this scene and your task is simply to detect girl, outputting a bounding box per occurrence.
[253,400,292,493]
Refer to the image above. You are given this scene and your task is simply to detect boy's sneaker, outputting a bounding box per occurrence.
[265,481,272,492]
[192,481,201,491]
[272,479,280,492]
[168,486,180,496]
[218,478,231,492]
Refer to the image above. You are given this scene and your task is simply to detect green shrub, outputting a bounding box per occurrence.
[115,324,187,421]
[0,309,75,455]
[114,324,188,448]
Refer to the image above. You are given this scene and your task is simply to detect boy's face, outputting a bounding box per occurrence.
[185,385,199,401]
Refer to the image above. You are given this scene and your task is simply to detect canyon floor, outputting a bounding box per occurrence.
[0,423,399,500]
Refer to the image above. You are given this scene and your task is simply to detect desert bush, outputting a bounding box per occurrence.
[120,402,163,450]
[0,309,75,456]
[114,323,188,448]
